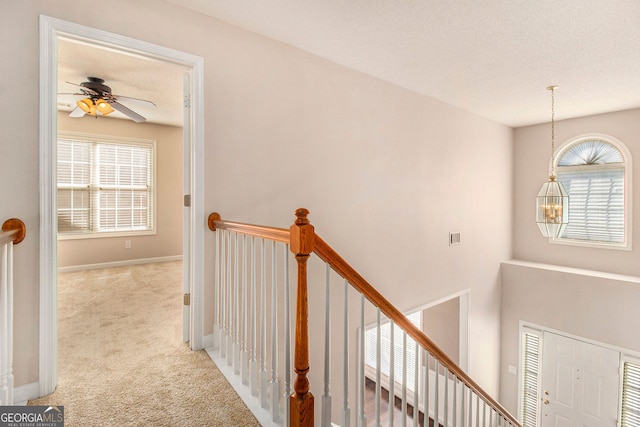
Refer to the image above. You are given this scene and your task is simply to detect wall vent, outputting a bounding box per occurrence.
[449,231,461,246]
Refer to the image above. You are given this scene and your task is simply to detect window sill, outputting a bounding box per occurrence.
[549,237,631,251]
[58,229,156,240]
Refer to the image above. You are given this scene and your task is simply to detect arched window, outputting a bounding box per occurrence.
[554,135,631,248]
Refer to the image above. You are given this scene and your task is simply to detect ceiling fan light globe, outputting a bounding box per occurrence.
[96,99,115,115]
[77,98,93,114]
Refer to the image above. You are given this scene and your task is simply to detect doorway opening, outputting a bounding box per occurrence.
[40,15,204,397]
[362,291,470,424]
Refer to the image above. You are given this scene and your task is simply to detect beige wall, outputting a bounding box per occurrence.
[500,261,640,414]
[501,107,640,414]
[57,112,183,268]
[423,297,460,364]
[1,0,512,411]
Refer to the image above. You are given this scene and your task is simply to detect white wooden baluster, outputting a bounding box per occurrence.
[270,241,280,422]
[468,389,474,427]
[259,238,268,408]
[6,242,13,406]
[0,242,14,405]
[241,235,249,385]
[476,394,480,427]
[219,230,227,358]
[433,359,439,427]
[321,263,332,427]
[482,398,487,427]
[342,280,351,427]
[213,230,220,351]
[250,236,258,397]
[374,309,382,427]
[388,321,394,427]
[234,233,240,374]
[491,401,495,427]
[258,239,268,408]
[358,294,367,427]
[452,374,457,427]
[283,244,291,425]
[226,231,233,366]
[412,341,418,427]
[444,367,449,427]
[423,350,429,427]
[461,381,466,427]
[401,332,407,427]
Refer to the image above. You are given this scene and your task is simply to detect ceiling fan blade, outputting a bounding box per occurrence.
[110,101,146,123]
[69,106,86,118]
[112,95,157,108]
[65,81,100,96]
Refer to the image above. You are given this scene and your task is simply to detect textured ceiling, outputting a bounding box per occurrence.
[165,0,640,127]
[57,38,186,127]
[58,1,640,128]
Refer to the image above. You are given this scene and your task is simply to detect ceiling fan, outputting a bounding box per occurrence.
[61,77,156,123]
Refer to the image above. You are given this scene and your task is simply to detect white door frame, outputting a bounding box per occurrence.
[39,15,205,396]
[519,323,626,426]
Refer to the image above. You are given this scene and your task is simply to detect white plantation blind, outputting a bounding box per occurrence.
[521,329,541,427]
[365,311,421,392]
[58,139,92,232]
[555,137,628,246]
[557,167,624,243]
[57,135,155,236]
[622,359,640,427]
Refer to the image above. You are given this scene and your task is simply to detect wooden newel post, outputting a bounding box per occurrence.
[289,208,315,427]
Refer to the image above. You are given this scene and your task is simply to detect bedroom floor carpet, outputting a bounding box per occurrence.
[29,261,260,427]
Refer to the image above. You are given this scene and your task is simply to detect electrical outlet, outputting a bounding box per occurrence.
[125,240,132,249]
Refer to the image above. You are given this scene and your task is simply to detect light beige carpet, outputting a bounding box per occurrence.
[29,261,260,427]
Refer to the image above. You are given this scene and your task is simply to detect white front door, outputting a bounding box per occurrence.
[541,332,620,426]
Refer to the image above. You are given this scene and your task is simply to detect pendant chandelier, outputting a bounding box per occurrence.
[536,85,569,238]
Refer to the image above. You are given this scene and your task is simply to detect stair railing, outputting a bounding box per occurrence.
[208,209,521,427]
[0,218,26,406]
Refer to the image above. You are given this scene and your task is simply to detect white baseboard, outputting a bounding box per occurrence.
[205,347,281,427]
[13,382,40,405]
[202,333,214,349]
[58,255,183,273]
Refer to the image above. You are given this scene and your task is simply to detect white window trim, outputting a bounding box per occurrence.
[549,133,632,251]
[57,131,158,240]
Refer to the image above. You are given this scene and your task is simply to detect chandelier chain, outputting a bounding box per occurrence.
[549,85,557,176]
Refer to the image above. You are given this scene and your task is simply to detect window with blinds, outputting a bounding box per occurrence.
[555,137,630,248]
[364,311,421,392]
[520,329,541,427]
[57,134,155,237]
[622,359,640,427]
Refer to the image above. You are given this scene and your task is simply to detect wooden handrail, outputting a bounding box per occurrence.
[1,219,26,246]
[313,235,521,427]
[207,210,521,427]
[208,212,290,243]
